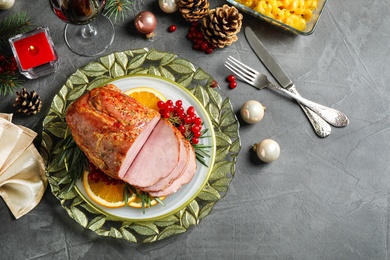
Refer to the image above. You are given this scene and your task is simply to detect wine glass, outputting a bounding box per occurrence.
[49,0,115,57]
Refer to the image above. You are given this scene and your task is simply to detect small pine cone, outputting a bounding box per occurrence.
[14,88,42,115]
[178,0,210,22]
[201,4,243,48]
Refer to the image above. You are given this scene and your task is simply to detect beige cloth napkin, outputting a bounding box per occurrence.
[0,113,47,219]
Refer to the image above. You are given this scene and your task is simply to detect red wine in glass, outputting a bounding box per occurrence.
[49,0,115,56]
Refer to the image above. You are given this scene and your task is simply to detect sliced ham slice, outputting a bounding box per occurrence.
[148,141,197,197]
[122,118,180,188]
[142,136,190,192]
[66,84,160,179]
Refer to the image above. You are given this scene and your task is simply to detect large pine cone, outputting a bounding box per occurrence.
[14,88,42,115]
[201,4,243,48]
[178,0,210,22]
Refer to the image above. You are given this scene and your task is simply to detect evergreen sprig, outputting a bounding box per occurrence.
[0,71,25,96]
[0,11,33,52]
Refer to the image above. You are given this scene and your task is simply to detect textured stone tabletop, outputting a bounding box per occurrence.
[1,0,389,259]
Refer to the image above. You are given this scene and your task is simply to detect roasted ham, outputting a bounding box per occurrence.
[66,84,160,179]
[66,83,198,198]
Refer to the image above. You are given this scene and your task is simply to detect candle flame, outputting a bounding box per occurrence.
[28,45,39,56]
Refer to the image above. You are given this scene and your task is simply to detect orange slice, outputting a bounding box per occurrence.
[124,87,167,111]
[83,170,164,209]
[83,171,134,208]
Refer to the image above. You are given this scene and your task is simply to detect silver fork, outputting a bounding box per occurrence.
[225,56,349,128]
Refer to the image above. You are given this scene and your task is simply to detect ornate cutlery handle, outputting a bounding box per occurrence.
[271,84,349,127]
[289,87,331,138]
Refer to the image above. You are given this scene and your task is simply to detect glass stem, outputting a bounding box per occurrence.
[81,24,97,38]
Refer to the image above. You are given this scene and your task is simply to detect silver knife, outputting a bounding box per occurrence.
[244,27,332,138]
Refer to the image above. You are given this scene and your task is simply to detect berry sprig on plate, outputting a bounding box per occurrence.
[157,99,211,166]
[157,99,203,144]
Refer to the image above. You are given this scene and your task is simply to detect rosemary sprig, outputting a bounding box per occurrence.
[186,128,211,167]
[58,132,87,191]
[124,184,165,214]
[193,143,212,167]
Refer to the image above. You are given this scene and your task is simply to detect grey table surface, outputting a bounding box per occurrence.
[1,0,389,259]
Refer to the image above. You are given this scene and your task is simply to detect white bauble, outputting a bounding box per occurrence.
[240,100,265,124]
[253,139,280,163]
[158,0,178,13]
[0,0,15,10]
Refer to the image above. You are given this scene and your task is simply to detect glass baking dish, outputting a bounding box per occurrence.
[226,0,329,35]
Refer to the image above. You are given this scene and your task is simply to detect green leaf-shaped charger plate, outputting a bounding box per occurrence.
[41,48,241,243]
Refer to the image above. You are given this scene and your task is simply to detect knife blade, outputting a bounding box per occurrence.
[244,26,332,138]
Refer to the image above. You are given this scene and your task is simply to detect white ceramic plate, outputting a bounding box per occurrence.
[75,75,216,221]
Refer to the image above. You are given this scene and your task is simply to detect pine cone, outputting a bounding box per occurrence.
[14,88,42,115]
[178,0,210,22]
[201,4,243,48]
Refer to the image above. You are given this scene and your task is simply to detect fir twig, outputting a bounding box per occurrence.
[0,71,25,96]
[0,11,33,51]
[104,0,134,22]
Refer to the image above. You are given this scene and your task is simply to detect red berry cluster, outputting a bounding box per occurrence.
[157,99,203,144]
[87,163,123,185]
[227,74,237,89]
[186,22,216,55]
[0,54,18,74]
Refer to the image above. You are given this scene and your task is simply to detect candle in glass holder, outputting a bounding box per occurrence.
[9,27,59,79]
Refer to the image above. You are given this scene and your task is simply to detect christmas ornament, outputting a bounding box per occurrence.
[240,100,265,124]
[14,88,42,115]
[134,11,157,39]
[159,0,178,14]
[0,0,15,10]
[201,4,243,48]
[252,139,280,163]
[178,0,210,22]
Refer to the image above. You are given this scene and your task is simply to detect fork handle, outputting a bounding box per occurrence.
[271,84,349,127]
[289,87,331,137]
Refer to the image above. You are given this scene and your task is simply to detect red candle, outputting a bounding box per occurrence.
[13,32,56,70]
